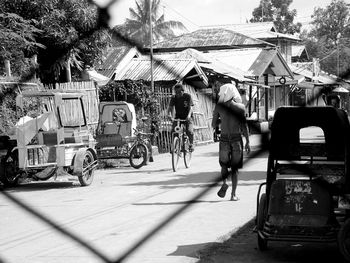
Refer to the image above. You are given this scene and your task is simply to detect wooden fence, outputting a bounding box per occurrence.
[44,81,214,153]
[152,83,214,153]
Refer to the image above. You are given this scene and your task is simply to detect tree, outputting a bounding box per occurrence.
[310,0,350,46]
[304,0,350,77]
[0,12,44,79]
[250,0,302,35]
[0,0,111,83]
[115,0,187,47]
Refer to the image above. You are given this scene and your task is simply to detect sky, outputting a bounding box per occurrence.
[95,0,347,32]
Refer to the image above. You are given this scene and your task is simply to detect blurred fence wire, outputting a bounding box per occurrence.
[1,0,349,262]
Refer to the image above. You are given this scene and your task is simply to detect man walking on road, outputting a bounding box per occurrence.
[211,79,250,201]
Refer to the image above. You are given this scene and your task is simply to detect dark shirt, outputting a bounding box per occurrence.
[212,101,248,137]
[169,93,193,119]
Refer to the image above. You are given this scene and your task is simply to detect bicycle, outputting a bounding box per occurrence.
[171,119,192,172]
[129,128,154,169]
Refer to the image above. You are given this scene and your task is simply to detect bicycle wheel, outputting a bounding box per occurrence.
[129,143,148,169]
[172,137,181,172]
[183,137,192,168]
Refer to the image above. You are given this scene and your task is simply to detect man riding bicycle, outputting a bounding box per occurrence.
[167,83,194,152]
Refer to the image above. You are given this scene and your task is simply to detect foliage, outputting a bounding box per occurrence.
[250,0,302,34]
[301,0,350,77]
[0,84,18,134]
[0,0,111,83]
[115,0,187,47]
[310,0,350,45]
[99,79,160,122]
[0,12,44,77]
[0,82,50,134]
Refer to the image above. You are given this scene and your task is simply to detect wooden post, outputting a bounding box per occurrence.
[4,60,11,77]
[65,59,72,82]
[248,85,252,117]
[149,0,154,93]
[256,88,259,119]
[264,74,269,121]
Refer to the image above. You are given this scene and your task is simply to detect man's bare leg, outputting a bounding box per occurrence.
[217,166,229,198]
[230,169,239,201]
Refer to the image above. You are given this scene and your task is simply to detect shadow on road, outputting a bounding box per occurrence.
[133,200,222,206]
[4,180,81,192]
[121,170,266,189]
[168,242,220,259]
[197,219,343,263]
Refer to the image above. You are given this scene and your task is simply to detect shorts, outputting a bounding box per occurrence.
[219,134,243,169]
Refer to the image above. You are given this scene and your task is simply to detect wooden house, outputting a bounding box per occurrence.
[152,27,295,122]
[110,57,212,152]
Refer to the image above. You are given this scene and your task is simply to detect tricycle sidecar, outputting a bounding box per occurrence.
[0,90,98,187]
[256,106,350,260]
[96,101,152,169]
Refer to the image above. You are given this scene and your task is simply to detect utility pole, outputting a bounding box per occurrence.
[149,0,154,93]
[337,32,341,77]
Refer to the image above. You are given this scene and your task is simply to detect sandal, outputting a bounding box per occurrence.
[217,183,228,198]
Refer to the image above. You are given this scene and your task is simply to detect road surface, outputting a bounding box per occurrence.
[0,140,267,263]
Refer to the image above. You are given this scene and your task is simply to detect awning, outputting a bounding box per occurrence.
[84,69,110,86]
[199,60,253,82]
[333,87,349,93]
[113,58,208,88]
[207,48,294,79]
[167,48,252,82]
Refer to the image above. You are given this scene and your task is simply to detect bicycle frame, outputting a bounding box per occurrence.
[172,119,187,146]
[171,119,191,172]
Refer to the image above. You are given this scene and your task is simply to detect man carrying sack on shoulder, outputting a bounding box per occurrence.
[211,79,250,201]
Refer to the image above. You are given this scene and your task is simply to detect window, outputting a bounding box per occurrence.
[59,98,86,127]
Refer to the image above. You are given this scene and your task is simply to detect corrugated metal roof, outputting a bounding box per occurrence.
[114,58,208,84]
[206,48,263,75]
[96,46,139,78]
[153,28,273,50]
[290,64,337,84]
[292,45,308,58]
[200,23,300,41]
[206,48,293,78]
[167,48,252,81]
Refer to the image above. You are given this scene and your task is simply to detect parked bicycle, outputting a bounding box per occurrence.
[129,128,153,169]
[171,119,192,172]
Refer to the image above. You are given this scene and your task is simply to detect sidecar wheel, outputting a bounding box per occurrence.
[78,151,95,186]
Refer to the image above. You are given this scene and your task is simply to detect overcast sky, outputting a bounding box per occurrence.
[96,0,342,31]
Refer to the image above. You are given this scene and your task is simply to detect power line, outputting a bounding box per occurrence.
[161,3,200,28]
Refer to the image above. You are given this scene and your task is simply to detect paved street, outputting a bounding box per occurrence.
[197,219,343,263]
[0,137,267,263]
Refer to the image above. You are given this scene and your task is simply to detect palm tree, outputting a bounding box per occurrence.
[116,0,187,47]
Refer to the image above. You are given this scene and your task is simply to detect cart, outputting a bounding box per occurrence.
[256,106,350,261]
[96,101,152,169]
[0,90,98,187]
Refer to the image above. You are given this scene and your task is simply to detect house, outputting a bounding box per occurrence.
[292,44,310,62]
[152,27,294,122]
[200,22,301,64]
[289,62,350,111]
[111,57,212,152]
[96,45,140,79]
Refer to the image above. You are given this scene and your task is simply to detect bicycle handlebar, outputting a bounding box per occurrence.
[133,128,153,136]
[172,118,187,122]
